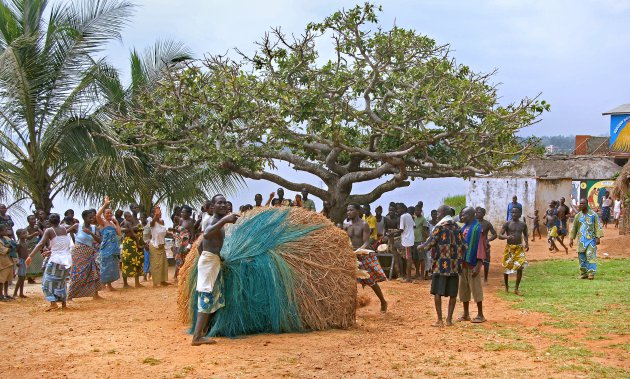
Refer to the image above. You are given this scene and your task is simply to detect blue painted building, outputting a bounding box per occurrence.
[603,104,630,157]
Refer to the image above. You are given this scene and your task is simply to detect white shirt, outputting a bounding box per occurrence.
[150,220,167,247]
[49,229,72,268]
[399,213,415,247]
[614,200,622,213]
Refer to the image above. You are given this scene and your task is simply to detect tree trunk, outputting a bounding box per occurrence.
[328,203,348,225]
[139,191,154,216]
[327,189,353,224]
[32,180,54,215]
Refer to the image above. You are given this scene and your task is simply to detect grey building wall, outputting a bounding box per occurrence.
[466,178,536,231]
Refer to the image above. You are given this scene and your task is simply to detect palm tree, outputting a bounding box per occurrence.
[0,0,135,213]
[73,40,243,213]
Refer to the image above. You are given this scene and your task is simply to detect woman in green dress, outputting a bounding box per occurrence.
[120,211,144,288]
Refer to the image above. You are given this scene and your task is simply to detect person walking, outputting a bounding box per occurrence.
[569,199,604,280]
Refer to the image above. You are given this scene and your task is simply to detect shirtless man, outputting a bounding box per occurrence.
[499,208,529,295]
[345,203,387,313]
[545,201,568,254]
[475,207,497,283]
[557,197,570,243]
[192,195,240,346]
[383,203,402,277]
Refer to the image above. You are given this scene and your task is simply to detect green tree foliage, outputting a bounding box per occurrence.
[0,0,134,213]
[442,194,466,215]
[85,41,243,213]
[117,3,549,222]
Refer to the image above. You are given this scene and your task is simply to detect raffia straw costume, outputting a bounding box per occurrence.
[178,208,356,337]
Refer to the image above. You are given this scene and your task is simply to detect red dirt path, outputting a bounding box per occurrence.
[2,229,628,378]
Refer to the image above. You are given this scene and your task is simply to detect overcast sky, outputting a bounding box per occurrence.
[17,0,630,224]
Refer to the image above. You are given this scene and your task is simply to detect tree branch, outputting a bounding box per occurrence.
[223,161,329,200]
[348,176,411,205]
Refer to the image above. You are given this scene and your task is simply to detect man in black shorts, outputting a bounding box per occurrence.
[419,205,466,327]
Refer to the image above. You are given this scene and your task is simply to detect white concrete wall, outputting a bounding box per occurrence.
[535,179,573,218]
[466,178,537,230]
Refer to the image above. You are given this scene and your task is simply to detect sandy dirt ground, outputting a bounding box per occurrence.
[2,229,629,378]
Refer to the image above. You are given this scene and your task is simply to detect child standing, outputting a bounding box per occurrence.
[0,224,15,300]
[528,210,541,241]
[13,229,29,298]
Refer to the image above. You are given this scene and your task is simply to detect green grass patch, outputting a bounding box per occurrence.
[541,320,577,329]
[498,258,630,336]
[547,344,594,358]
[484,341,534,352]
[606,343,630,352]
[442,194,466,214]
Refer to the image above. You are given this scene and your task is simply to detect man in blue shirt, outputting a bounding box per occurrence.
[506,196,523,221]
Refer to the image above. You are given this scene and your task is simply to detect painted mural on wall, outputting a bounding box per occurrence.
[572,180,615,209]
[610,113,630,153]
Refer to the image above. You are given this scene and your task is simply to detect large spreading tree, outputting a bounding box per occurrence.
[117,3,548,222]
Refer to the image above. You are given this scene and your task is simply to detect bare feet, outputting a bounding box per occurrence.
[122,284,132,289]
[445,319,454,327]
[106,285,116,291]
[191,337,217,346]
[45,303,59,312]
[93,294,104,301]
[380,301,388,313]
[431,321,444,327]
[135,283,144,288]
[160,281,171,286]
[514,289,523,296]
[19,294,28,298]
[457,315,471,322]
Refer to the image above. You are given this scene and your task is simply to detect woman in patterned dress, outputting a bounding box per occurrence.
[26,213,78,311]
[96,197,121,291]
[25,215,44,282]
[120,210,144,288]
[67,210,103,300]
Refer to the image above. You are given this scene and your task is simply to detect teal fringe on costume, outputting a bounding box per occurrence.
[187,209,324,337]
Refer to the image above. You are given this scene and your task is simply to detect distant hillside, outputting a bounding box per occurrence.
[537,135,575,153]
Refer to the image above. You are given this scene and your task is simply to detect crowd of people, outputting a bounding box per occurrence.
[0,186,610,335]
[344,194,607,327]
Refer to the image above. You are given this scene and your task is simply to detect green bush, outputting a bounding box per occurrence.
[442,194,466,214]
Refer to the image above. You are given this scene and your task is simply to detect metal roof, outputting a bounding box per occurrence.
[602,104,630,115]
